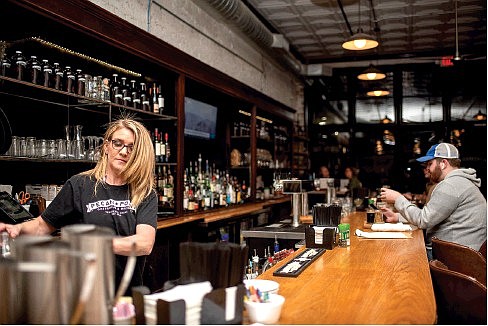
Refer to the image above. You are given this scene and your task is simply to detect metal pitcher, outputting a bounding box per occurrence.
[0,258,58,324]
[22,239,97,324]
[61,224,137,325]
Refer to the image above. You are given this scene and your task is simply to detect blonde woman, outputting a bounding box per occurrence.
[1,117,158,291]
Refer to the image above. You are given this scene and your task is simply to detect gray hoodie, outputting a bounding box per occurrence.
[395,168,487,251]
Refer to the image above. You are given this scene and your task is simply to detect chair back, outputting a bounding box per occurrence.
[429,259,487,325]
[431,236,487,286]
[479,239,487,261]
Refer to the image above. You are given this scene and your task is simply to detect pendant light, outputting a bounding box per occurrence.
[473,110,487,121]
[358,64,386,80]
[380,115,393,124]
[342,0,378,51]
[367,89,389,97]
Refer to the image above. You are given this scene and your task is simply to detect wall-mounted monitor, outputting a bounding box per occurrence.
[184,97,218,140]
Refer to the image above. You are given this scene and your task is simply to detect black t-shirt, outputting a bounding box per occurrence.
[42,173,157,292]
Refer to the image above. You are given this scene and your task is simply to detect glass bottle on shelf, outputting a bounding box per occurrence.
[76,69,86,96]
[158,84,164,114]
[12,50,26,81]
[131,79,140,110]
[111,73,122,104]
[164,132,170,163]
[101,77,111,102]
[53,62,63,90]
[152,83,159,114]
[1,55,12,77]
[65,66,76,93]
[27,55,41,85]
[42,59,53,88]
[121,77,131,107]
[140,82,150,111]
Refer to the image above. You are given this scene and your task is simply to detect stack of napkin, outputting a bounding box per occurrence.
[144,281,212,325]
[371,222,412,232]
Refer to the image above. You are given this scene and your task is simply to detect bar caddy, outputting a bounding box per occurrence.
[305,203,342,249]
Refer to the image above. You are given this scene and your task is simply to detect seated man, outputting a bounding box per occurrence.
[381,143,487,260]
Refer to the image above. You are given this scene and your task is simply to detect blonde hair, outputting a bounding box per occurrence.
[82,116,155,208]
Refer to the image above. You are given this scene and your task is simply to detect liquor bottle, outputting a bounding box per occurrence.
[183,186,189,211]
[140,82,150,111]
[164,133,170,163]
[91,76,101,99]
[152,83,159,114]
[53,62,63,90]
[27,55,41,85]
[111,74,122,104]
[160,166,168,206]
[12,50,26,81]
[121,77,131,106]
[130,79,140,110]
[154,128,161,163]
[65,66,75,93]
[157,131,164,163]
[157,166,165,197]
[158,84,165,114]
[101,77,111,102]
[41,59,53,88]
[241,180,247,203]
[165,168,174,207]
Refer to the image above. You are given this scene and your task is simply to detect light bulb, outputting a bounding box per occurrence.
[366,73,377,80]
[353,39,367,49]
[374,90,382,96]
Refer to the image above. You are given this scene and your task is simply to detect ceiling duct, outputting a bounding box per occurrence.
[203,0,307,76]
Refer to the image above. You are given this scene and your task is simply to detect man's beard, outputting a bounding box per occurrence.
[430,164,442,183]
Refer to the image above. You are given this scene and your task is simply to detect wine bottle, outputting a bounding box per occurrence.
[164,132,170,163]
[152,83,159,114]
[158,84,164,114]
[154,128,161,163]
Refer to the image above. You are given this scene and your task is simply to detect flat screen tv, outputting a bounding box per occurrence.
[184,97,218,140]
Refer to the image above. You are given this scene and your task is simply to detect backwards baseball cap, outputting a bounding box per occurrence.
[416,143,459,163]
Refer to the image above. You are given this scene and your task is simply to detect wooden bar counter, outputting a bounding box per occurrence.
[257,211,437,324]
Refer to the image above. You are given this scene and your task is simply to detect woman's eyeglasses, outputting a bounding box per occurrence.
[110,139,134,153]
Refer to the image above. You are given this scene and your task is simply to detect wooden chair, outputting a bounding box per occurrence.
[431,236,487,286]
[479,239,487,260]
[429,259,487,325]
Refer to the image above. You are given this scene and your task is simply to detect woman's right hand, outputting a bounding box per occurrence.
[0,223,22,238]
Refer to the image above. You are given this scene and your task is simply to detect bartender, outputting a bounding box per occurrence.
[0,117,158,293]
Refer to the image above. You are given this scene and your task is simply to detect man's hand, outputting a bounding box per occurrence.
[380,207,399,223]
[381,188,403,204]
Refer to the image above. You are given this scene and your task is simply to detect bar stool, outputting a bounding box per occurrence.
[429,259,487,325]
[431,236,486,286]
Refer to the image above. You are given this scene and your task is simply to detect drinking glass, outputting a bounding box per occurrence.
[55,139,67,159]
[26,137,36,157]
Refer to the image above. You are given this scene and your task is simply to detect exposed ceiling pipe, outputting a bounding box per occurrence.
[202,0,306,76]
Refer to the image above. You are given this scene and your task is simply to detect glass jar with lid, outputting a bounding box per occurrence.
[42,59,53,88]
[27,55,42,85]
[12,50,26,81]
